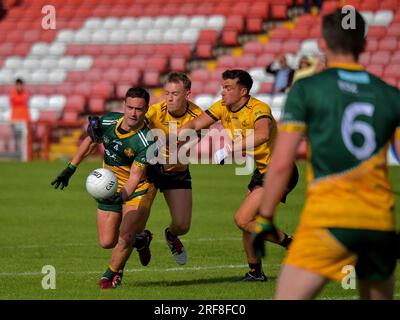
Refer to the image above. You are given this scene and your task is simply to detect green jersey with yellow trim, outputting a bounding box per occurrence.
[281,65,400,180]
[100,112,154,169]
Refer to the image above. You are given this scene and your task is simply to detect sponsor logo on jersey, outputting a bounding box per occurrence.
[124,148,134,158]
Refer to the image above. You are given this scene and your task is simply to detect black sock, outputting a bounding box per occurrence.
[279,233,293,249]
[165,228,177,242]
[249,262,263,275]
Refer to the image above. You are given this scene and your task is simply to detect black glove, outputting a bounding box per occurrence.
[87,116,103,143]
[251,215,279,259]
[109,191,124,205]
[51,163,77,190]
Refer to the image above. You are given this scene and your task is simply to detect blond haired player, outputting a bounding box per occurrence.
[146,72,203,265]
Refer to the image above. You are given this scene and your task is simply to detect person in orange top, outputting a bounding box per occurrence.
[10,78,30,123]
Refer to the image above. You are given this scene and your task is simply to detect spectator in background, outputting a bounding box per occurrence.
[265,55,295,94]
[304,0,323,15]
[291,55,326,85]
[10,78,30,123]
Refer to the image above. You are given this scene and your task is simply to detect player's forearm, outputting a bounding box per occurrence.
[121,168,143,200]
[232,132,268,153]
[70,136,97,166]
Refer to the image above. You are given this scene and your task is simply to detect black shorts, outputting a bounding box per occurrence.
[248,164,299,203]
[147,165,192,192]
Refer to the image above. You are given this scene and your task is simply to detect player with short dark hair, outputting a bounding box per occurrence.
[52,87,157,289]
[145,72,203,265]
[252,9,400,299]
[179,69,298,281]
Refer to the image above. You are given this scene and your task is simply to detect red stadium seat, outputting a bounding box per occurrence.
[203,80,220,95]
[359,52,371,65]
[221,29,239,46]
[367,64,384,77]
[88,98,106,115]
[84,69,104,82]
[64,95,86,114]
[246,17,263,33]
[56,83,75,96]
[178,3,196,16]
[218,55,237,68]
[62,111,79,122]
[383,64,400,78]
[65,45,83,56]
[360,0,379,11]
[92,81,114,99]
[224,16,245,32]
[264,40,282,54]
[143,70,161,87]
[290,27,310,40]
[170,56,187,72]
[195,3,215,15]
[269,28,291,40]
[378,38,398,52]
[231,2,251,18]
[365,39,378,52]
[370,51,391,64]
[119,45,137,56]
[391,51,400,63]
[248,2,269,19]
[111,56,130,69]
[256,53,276,67]
[116,83,132,99]
[73,82,92,98]
[260,82,274,94]
[39,110,59,122]
[190,81,204,96]
[191,69,210,81]
[367,26,387,39]
[380,0,398,10]
[237,54,257,69]
[271,4,288,20]
[196,43,214,59]
[243,41,266,55]
[321,1,341,14]
[282,40,301,54]
[103,68,121,84]
[146,56,168,73]
[387,23,400,37]
[120,68,141,85]
[198,30,219,46]
[172,44,192,59]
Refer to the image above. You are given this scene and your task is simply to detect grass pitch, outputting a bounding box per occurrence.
[0,161,399,300]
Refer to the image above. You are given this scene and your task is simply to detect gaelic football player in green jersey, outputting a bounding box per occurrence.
[252,9,400,299]
[52,87,157,289]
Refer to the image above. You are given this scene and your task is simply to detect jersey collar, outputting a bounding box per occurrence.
[114,117,145,139]
[327,62,364,71]
[168,102,189,118]
[228,96,251,113]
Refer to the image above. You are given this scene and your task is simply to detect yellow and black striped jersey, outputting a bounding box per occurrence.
[206,97,277,173]
[146,100,203,172]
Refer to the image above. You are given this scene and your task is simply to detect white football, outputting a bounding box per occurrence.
[86,168,118,200]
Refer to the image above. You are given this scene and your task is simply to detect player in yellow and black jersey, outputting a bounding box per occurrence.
[146,72,203,265]
[179,69,298,281]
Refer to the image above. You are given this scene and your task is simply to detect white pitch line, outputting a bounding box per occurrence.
[0,237,242,249]
[0,263,278,277]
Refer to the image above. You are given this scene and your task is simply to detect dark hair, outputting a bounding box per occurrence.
[165,72,191,90]
[222,69,253,94]
[322,8,366,60]
[125,87,150,105]
[15,78,24,85]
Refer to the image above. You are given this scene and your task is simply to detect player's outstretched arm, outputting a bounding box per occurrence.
[51,136,98,190]
[178,113,216,138]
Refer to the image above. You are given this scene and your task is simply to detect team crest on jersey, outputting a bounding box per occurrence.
[124,148,134,157]
[241,119,250,127]
[103,136,110,144]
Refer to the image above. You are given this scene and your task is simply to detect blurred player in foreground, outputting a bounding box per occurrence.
[252,9,400,299]
[52,87,156,289]
[146,72,203,265]
[179,69,298,281]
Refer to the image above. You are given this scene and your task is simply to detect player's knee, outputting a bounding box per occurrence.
[234,212,250,231]
[172,221,190,235]
[99,236,118,249]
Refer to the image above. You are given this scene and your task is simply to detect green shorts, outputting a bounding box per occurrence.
[328,228,398,281]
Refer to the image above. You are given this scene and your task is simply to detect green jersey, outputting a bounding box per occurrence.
[280,63,400,230]
[282,64,400,180]
[99,112,154,173]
